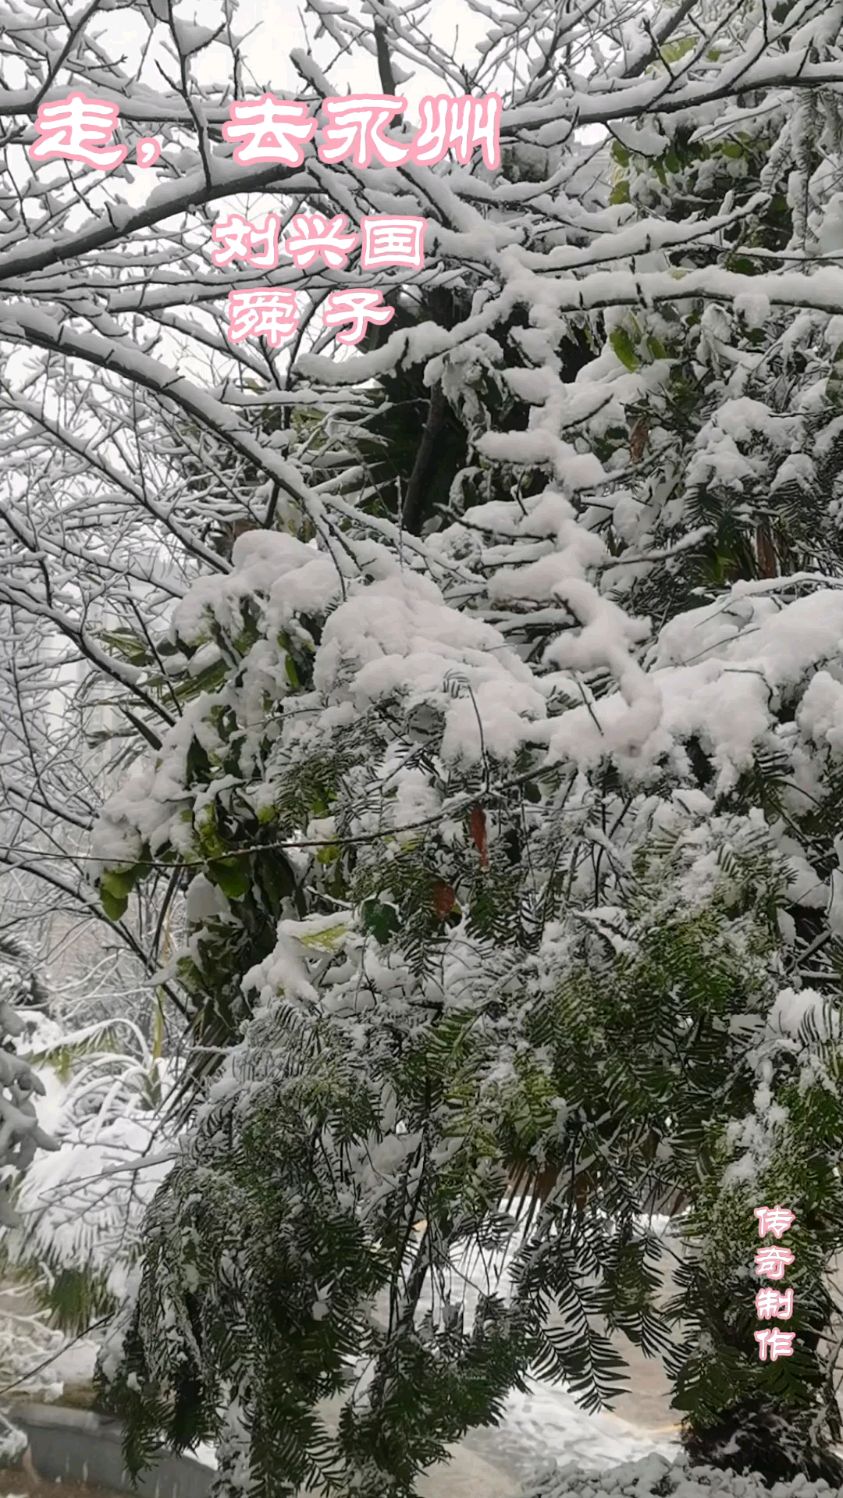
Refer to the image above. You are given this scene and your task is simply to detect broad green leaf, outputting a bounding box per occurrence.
[99,629,151,667]
[100,868,132,900]
[101,887,129,921]
[609,328,640,370]
[254,855,294,917]
[726,255,757,275]
[120,708,162,751]
[299,921,349,950]
[101,865,142,901]
[660,34,695,63]
[177,659,228,699]
[211,858,251,901]
[196,804,227,858]
[362,899,402,944]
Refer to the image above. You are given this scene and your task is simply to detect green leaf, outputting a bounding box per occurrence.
[609,328,640,371]
[101,886,129,921]
[610,141,630,167]
[196,804,226,858]
[609,178,630,205]
[660,34,695,63]
[361,898,402,944]
[316,844,341,865]
[254,854,294,917]
[177,659,228,699]
[726,255,757,276]
[284,654,300,689]
[720,141,743,159]
[298,921,349,950]
[102,865,142,899]
[211,858,251,901]
[99,630,151,667]
[121,708,163,752]
[100,863,144,920]
[186,738,213,787]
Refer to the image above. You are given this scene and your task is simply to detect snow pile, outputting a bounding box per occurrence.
[0,1288,65,1402]
[2,1013,176,1306]
[519,1453,843,1498]
[542,585,843,790]
[471,1380,675,1482]
[0,1412,26,1469]
[92,538,549,874]
[312,566,547,767]
[0,989,56,1230]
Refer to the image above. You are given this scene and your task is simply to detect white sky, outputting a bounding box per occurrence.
[233,0,492,100]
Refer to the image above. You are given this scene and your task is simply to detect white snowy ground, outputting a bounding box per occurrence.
[459,1382,676,1484]
[421,1382,676,1497]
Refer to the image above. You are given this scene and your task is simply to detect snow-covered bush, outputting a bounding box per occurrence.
[90,530,843,1491]
[0,1011,176,1332]
[0,953,59,1410]
[518,1453,843,1498]
[0,969,56,1230]
[0,1411,27,1470]
[0,1284,65,1402]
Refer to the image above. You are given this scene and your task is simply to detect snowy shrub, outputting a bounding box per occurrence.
[0,1286,65,1402]
[0,982,57,1230]
[89,534,843,1492]
[0,1412,27,1470]
[518,1453,843,1498]
[0,1012,177,1330]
